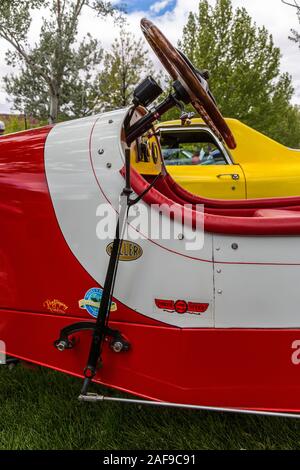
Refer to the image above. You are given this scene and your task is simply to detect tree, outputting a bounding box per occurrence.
[282,0,300,49]
[0,0,116,123]
[97,25,157,111]
[171,0,299,146]
[282,0,300,10]
[271,105,300,149]
[4,35,105,121]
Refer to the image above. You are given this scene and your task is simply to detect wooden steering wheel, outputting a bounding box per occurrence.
[141,18,236,149]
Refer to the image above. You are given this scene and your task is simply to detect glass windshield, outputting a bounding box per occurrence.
[160,129,228,166]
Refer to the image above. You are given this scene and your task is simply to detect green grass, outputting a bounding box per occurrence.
[0,364,300,450]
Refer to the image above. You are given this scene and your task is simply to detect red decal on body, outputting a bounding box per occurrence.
[174,300,188,314]
[155,299,209,315]
[187,302,209,313]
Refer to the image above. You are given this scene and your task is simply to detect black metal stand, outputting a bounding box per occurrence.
[79,147,134,395]
[53,87,185,398]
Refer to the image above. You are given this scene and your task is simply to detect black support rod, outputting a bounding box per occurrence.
[125,94,177,146]
[81,150,132,395]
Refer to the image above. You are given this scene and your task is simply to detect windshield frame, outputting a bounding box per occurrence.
[158,125,234,166]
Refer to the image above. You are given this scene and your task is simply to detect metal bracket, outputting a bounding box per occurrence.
[180,111,195,126]
[54,321,130,354]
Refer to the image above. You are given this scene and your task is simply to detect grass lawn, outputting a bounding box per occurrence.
[0,364,300,450]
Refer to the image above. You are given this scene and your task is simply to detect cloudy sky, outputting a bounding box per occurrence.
[0,0,299,113]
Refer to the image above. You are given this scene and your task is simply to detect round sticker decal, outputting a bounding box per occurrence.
[79,287,117,318]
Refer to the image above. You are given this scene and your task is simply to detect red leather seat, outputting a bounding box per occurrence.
[254,209,300,218]
[122,167,300,235]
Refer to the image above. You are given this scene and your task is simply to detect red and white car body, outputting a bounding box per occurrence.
[2,107,300,414]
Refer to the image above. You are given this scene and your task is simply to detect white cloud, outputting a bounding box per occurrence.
[150,0,172,14]
[1,0,300,114]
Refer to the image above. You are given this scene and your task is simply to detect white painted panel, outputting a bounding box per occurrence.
[214,262,300,328]
[214,234,300,328]
[213,234,300,264]
[45,109,215,328]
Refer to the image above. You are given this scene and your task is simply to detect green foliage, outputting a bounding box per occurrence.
[169,0,300,147]
[2,115,26,134]
[2,115,45,134]
[97,26,157,111]
[0,0,115,123]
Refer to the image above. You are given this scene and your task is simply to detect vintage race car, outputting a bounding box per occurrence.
[153,118,300,199]
[2,18,300,418]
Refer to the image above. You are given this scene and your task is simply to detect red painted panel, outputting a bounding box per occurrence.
[0,127,159,326]
[2,308,300,412]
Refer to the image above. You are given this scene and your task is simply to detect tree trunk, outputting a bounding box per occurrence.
[48,92,59,124]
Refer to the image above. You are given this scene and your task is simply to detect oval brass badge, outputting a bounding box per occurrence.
[106,241,143,261]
